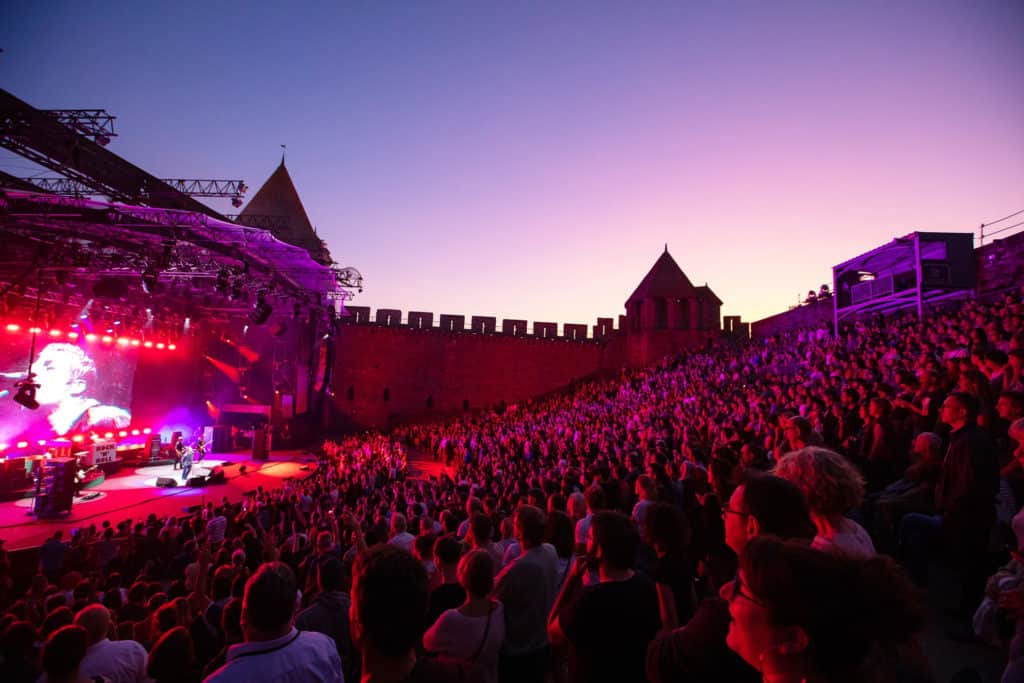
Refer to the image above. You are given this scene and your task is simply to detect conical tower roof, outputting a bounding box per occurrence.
[237,161,332,264]
[626,247,697,306]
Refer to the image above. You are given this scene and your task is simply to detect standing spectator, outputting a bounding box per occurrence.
[147,626,199,683]
[901,392,999,615]
[423,550,506,683]
[350,544,460,682]
[492,505,560,683]
[573,486,605,555]
[204,562,341,683]
[206,507,227,544]
[644,503,695,629]
[647,473,812,683]
[774,447,876,558]
[1,620,39,683]
[387,513,415,554]
[296,558,355,682]
[200,598,243,680]
[548,511,660,683]
[41,625,94,683]
[74,604,148,683]
[426,535,467,628]
[40,531,68,583]
[467,514,504,570]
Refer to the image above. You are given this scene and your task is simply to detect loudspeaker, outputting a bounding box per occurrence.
[188,475,207,488]
[156,477,178,488]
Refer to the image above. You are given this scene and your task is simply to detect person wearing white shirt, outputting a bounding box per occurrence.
[387,512,416,554]
[74,604,147,683]
[204,562,342,683]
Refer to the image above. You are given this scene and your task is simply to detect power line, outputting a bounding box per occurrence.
[984,219,1024,239]
[982,208,1024,227]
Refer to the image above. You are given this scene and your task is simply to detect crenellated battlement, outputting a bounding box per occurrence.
[340,306,621,342]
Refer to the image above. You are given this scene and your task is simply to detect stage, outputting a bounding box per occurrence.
[0,449,319,550]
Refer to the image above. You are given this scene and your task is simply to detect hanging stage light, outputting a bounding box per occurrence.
[141,264,160,294]
[13,377,39,410]
[251,291,272,325]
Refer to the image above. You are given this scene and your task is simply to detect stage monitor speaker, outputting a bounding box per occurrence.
[211,426,231,452]
[156,477,178,488]
[188,475,207,488]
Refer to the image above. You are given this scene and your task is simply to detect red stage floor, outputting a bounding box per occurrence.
[0,450,318,550]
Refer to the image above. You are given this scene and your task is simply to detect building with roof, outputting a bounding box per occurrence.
[622,246,722,366]
[237,160,333,265]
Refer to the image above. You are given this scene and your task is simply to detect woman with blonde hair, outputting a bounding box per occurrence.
[774,447,876,558]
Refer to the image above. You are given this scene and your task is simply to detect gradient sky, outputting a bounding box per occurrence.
[2,1,1022,326]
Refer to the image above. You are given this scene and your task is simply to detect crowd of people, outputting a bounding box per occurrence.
[1,288,1023,683]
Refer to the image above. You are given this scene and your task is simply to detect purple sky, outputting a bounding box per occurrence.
[3,1,1022,325]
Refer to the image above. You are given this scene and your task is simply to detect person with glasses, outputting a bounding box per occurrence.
[724,536,927,683]
[646,474,814,683]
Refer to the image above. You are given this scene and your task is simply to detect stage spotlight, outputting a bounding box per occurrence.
[141,265,160,294]
[251,292,272,325]
[5,323,18,332]
[13,378,39,410]
[215,269,229,293]
[231,197,243,208]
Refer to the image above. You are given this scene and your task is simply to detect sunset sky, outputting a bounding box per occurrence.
[2,1,1022,326]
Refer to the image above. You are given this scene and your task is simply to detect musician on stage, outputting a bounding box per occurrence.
[181,446,194,483]
[196,435,207,463]
[174,436,185,470]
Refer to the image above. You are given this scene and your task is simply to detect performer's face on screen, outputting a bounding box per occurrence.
[31,344,94,406]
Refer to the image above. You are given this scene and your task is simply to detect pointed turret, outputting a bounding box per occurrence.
[625,248,696,307]
[237,160,332,265]
[621,247,721,366]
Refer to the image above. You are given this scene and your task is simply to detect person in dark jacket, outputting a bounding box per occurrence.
[900,392,998,614]
[296,557,356,682]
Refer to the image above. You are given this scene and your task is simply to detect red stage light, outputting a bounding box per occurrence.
[156,342,165,349]
[29,327,41,334]
[168,344,177,351]
[16,441,28,449]
[68,332,79,340]
[72,435,84,443]
[37,439,46,446]
[143,341,153,348]
[131,339,140,347]
[104,432,113,439]
[5,323,19,332]
[118,430,127,437]
[117,337,130,345]
[102,335,113,344]
[142,428,152,434]
[85,333,98,342]
[50,329,62,337]
[131,429,140,435]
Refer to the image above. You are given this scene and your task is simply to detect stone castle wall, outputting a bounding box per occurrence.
[332,309,625,429]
